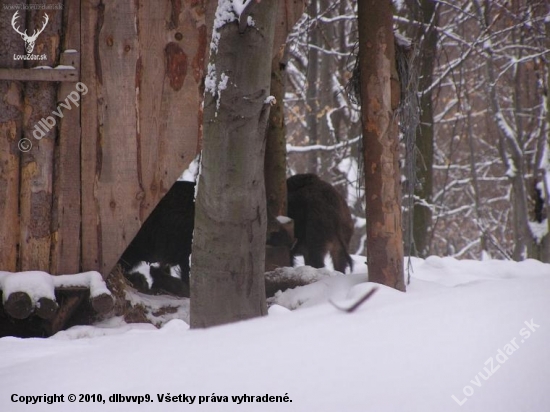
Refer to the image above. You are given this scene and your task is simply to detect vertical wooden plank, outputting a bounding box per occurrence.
[80,0,101,272]
[95,0,142,275]
[0,6,25,272]
[137,0,206,213]
[82,0,207,276]
[19,1,62,271]
[50,1,82,274]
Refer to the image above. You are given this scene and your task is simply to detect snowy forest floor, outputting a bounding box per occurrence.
[1,256,549,412]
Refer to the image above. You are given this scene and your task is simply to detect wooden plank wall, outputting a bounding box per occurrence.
[50,3,81,274]
[0,0,205,276]
[0,4,25,272]
[80,0,206,275]
[19,1,62,272]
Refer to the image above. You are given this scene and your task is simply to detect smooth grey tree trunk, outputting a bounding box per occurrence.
[190,1,277,328]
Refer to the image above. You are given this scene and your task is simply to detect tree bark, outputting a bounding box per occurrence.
[265,49,288,236]
[265,0,306,237]
[411,0,437,257]
[541,3,550,262]
[358,0,405,291]
[190,0,277,328]
[476,0,533,261]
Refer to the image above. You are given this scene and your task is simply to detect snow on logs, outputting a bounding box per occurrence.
[0,271,113,320]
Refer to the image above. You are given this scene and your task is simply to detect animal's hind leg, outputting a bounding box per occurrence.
[330,246,350,273]
[303,239,327,269]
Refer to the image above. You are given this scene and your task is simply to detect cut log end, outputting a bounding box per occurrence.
[4,292,33,320]
[35,297,59,320]
[91,293,114,314]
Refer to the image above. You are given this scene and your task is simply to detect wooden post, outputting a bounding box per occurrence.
[0,6,25,272]
[50,2,82,275]
[19,6,63,272]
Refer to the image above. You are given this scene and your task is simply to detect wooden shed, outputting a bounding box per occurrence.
[0,1,205,278]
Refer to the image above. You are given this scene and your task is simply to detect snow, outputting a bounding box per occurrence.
[264,95,276,105]
[204,63,218,96]
[232,0,252,17]
[124,290,190,326]
[179,155,200,183]
[210,0,237,53]
[53,272,111,298]
[529,219,549,244]
[505,162,517,178]
[394,32,411,48]
[0,270,110,303]
[1,257,549,412]
[393,0,405,12]
[338,157,363,205]
[206,0,259,115]
[218,72,229,92]
[0,271,55,304]
[204,64,228,114]
[276,215,291,224]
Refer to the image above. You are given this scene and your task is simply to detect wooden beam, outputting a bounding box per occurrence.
[0,51,80,82]
[0,66,78,82]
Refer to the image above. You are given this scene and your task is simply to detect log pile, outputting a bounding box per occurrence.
[0,271,113,337]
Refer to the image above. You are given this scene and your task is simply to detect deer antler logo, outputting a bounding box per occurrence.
[11,11,49,54]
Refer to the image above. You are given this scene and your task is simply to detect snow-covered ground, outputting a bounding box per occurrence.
[1,256,549,412]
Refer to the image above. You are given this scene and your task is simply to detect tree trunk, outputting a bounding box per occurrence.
[412,0,437,257]
[305,0,320,173]
[477,0,533,261]
[265,0,306,238]
[358,0,405,291]
[190,0,277,328]
[265,50,288,236]
[541,6,550,262]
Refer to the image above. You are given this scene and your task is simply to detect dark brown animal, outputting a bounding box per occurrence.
[287,174,354,273]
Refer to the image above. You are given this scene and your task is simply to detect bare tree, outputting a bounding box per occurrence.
[284,0,366,254]
[395,0,550,261]
[358,0,405,291]
[402,0,439,257]
[265,0,306,242]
